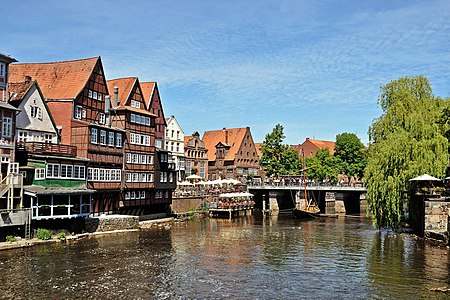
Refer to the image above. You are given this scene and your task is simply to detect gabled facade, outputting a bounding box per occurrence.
[9,80,58,144]
[10,57,124,215]
[165,115,185,181]
[294,138,335,159]
[107,77,158,214]
[141,82,166,149]
[184,132,208,179]
[202,127,260,181]
[141,81,175,207]
[9,79,93,220]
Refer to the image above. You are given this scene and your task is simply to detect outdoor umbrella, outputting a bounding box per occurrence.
[409,174,441,181]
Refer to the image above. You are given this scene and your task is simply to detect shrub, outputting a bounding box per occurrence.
[56,232,66,240]
[36,228,52,240]
[5,235,16,242]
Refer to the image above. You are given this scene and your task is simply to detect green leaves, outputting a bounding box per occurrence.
[365,76,449,228]
[260,124,301,177]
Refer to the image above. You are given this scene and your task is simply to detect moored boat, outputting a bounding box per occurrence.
[293,151,320,219]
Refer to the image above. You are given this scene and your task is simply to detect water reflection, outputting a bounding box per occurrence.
[0,214,450,299]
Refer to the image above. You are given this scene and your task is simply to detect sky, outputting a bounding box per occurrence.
[3,0,450,145]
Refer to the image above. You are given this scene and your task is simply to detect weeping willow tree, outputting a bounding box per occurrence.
[365,76,449,228]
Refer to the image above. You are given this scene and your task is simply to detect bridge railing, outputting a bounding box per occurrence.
[248,181,365,188]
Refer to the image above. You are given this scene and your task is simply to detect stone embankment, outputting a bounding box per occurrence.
[0,215,176,252]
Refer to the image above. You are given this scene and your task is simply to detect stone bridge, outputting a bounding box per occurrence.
[248,184,367,214]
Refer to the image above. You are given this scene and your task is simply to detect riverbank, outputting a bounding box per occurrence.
[0,217,176,252]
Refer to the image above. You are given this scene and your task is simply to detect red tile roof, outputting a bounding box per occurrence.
[8,81,33,103]
[184,136,192,145]
[202,127,247,161]
[307,139,335,154]
[9,57,99,100]
[140,82,155,109]
[106,77,137,107]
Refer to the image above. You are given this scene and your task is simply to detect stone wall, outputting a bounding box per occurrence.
[424,200,450,245]
[85,215,139,233]
[171,197,205,214]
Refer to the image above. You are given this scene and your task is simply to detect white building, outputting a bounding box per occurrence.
[9,79,58,144]
[165,115,185,181]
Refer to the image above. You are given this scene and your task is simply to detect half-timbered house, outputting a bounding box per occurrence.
[10,57,124,215]
[107,77,158,215]
[9,79,93,220]
[141,81,175,210]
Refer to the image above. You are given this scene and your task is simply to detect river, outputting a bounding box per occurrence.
[0,213,449,299]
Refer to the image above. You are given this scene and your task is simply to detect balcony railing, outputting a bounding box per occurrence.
[18,142,77,157]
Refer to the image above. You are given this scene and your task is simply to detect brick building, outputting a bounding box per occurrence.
[184,132,208,179]
[203,127,260,181]
[10,57,124,215]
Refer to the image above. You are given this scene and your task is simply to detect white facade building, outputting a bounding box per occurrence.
[165,115,185,181]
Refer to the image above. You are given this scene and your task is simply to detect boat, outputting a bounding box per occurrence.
[292,151,320,219]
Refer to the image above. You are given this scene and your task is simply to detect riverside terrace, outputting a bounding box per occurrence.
[248,181,367,214]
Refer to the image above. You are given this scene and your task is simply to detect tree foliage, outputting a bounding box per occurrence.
[305,148,340,182]
[334,132,367,178]
[261,124,301,177]
[365,76,449,228]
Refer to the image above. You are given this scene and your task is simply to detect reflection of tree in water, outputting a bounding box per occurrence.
[366,231,450,299]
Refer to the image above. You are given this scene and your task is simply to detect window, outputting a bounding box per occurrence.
[93,168,99,181]
[74,166,85,179]
[75,106,83,119]
[87,168,93,180]
[145,117,150,126]
[176,143,179,152]
[116,169,121,181]
[126,153,132,163]
[130,100,141,109]
[30,106,42,119]
[99,113,105,124]
[60,165,73,178]
[91,128,98,144]
[126,173,132,182]
[131,114,135,123]
[88,90,93,98]
[132,173,138,182]
[18,131,28,142]
[93,91,98,100]
[140,154,146,164]
[145,135,150,146]
[97,93,102,101]
[130,133,135,144]
[108,132,114,146]
[46,164,59,178]
[169,172,173,182]
[116,133,122,147]
[44,134,53,143]
[0,63,4,77]
[100,130,106,145]
[141,191,146,199]
[132,154,138,164]
[99,169,105,181]
[125,192,130,200]
[2,117,12,137]
[35,168,45,180]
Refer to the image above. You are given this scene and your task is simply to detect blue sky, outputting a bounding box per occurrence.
[3,0,450,145]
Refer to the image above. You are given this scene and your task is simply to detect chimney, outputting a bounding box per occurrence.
[223,128,228,144]
[113,86,119,108]
[24,76,32,84]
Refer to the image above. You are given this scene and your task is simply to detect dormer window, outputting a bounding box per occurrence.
[130,100,141,109]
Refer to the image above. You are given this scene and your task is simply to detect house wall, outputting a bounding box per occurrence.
[16,86,57,135]
[46,101,73,144]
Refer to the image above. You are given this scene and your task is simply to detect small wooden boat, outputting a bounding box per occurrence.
[293,151,320,219]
